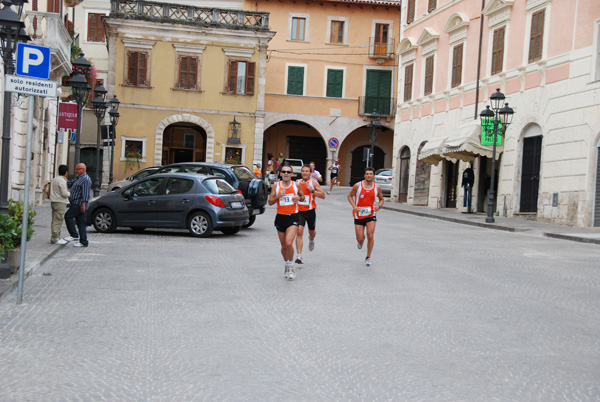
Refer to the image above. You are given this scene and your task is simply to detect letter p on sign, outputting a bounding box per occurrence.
[16,43,51,80]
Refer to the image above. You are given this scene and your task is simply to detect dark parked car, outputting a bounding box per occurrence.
[155,163,268,227]
[86,173,249,237]
[107,166,161,192]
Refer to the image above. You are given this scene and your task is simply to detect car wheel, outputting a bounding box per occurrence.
[93,208,117,233]
[242,214,256,228]
[188,211,213,237]
[130,227,146,232]
[221,226,241,235]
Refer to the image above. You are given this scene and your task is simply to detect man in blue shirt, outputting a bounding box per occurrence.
[63,163,92,247]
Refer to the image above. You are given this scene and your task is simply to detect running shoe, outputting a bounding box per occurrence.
[288,267,296,280]
[284,265,290,279]
[295,256,303,264]
[365,257,371,267]
[357,242,363,249]
[308,237,315,251]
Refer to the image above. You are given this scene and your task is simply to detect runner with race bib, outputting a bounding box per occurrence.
[295,164,326,265]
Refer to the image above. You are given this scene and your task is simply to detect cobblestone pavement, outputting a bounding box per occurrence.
[0,191,599,401]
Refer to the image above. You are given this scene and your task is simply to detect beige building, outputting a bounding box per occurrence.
[393,0,600,227]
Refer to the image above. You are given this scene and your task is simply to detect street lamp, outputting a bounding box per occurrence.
[108,95,120,184]
[69,53,91,174]
[479,88,514,223]
[0,0,25,213]
[366,110,382,168]
[91,84,107,197]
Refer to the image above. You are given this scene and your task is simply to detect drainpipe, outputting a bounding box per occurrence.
[474,0,486,120]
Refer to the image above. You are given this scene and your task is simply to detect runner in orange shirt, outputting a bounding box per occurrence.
[295,164,326,265]
[268,163,305,280]
[347,167,384,267]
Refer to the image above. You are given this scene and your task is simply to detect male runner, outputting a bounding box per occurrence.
[347,167,384,267]
[309,161,323,183]
[295,164,326,265]
[268,163,305,280]
[327,159,341,194]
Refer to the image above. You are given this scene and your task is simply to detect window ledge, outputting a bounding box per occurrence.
[120,157,147,163]
[171,87,204,93]
[120,84,153,89]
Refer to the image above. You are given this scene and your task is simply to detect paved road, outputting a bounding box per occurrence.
[0,190,599,401]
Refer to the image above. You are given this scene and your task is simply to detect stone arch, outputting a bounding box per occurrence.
[154,114,215,166]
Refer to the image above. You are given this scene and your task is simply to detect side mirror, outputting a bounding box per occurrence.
[123,188,132,199]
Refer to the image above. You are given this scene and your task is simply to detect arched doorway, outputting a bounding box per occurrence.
[161,123,207,165]
[350,145,384,185]
[398,147,410,203]
[520,125,543,213]
[414,142,431,206]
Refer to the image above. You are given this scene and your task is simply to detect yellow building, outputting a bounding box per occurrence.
[244,0,401,185]
[103,1,273,181]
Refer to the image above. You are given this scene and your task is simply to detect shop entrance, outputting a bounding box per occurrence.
[162,124,206,165]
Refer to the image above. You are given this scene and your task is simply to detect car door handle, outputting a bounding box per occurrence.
[147,200,156,205]
[181,199,190,204]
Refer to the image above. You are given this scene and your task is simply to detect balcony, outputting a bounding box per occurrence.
[110,0,270,31]
[359,96,396,118]
[369,37,396,60]
[23,11,72,77]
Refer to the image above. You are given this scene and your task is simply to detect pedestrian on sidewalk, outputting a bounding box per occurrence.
[64,163,92,248]
[462,163,474,213]
[268,163,305,280]
[50,164,70,245]
[295,164,326,265]
[347,167,384,267]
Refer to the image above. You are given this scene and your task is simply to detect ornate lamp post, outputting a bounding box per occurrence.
[479,88,514,223]
[69,53,91,174]
[91,84,107,197]
[108,95,120,184]
[366,110,382,168]
[0,0,25,213]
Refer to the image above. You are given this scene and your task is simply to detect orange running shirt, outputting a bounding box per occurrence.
[296,179,316,211]
[276,181,299,215]
[352,180,378,219]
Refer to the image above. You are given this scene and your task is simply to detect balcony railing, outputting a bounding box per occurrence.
[110,0,270,31]
[23,11,72,76]
[369,37,396,60]
[359,96,396,117]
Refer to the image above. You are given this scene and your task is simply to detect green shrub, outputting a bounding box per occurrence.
[0,200,36,259]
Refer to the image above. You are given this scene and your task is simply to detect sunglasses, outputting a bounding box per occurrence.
[280,170,292,174]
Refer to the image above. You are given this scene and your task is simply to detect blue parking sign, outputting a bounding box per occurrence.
[15,43,51,80]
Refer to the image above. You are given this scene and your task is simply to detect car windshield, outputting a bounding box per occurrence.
[232,166,256,180]
[287,160,303,166]
[203,178,237,194]
[378,170,392,177]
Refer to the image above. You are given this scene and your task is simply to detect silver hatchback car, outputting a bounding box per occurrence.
[86,173,249,237]
[375,168,393,196]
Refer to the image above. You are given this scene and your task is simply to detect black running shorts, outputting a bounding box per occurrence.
[298,209,316,230]
[354,216,377,226]
[275,213,299,233]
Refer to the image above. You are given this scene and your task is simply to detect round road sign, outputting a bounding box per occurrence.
[328,137,339,148]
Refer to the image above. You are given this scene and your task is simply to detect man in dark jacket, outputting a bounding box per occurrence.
[462,164,475,212]
[64,163,92,247]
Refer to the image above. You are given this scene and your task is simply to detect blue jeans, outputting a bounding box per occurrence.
[65,203,88,246]
[463,184,472,211]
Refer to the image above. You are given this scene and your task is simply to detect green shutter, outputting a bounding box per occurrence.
[326,69,343,98]
[365,70,392,114]
[287,66,304,95]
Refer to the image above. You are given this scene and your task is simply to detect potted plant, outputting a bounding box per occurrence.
[0,200,36,274]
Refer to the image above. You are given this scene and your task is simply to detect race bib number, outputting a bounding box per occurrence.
[298,196,309,206]
[279,195,294,206]
[358,207,372,217]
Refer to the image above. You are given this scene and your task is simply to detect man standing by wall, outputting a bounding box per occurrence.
[64,163,92,248]
[347,167,384,267]
[50,165,70,245]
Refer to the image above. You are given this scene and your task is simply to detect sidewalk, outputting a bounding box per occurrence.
[1,197,599,302]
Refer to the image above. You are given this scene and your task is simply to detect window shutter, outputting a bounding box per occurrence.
[326,69,343,98]
[492,27,504,75]
[529,10,544,62]
[128,52,137,85]
[452,44,463,88]
[407,0,415,24]
[189,57,197,89]
[404,64,413,102]
[246,62,255,95]
[88,14,95,42]
[178,56,185,88]
[138,53,147,86]
[287,66,304,95]
[424,55,434,95]
[48,0,59,13]
[228,61,238,93]
[428,0,436,12]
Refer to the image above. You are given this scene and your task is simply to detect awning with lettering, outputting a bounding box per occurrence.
[442,121,502,162]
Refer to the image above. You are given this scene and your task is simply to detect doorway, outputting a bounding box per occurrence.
[398,147,410,203]
[80,148,102,186]
[520,135,542,212]
[350,145,384,186]
[162,124,206,165]
[444,160,459,208]
[414,142,431,206]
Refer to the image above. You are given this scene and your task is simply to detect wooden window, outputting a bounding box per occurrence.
[529,9,545,62]
[330,21,344,44]
[428,0,437,13]
[404,64,413,102]
[178,56,198,89]
[87,13,106,42]
[47,0,60,13]
[407,0,416,24]
[326,69,343,98]
[491,27,505,75]
[227,61,255,95]
[287,66,304,95]
[451,44,463,88]
[291,17,306,41]
[424,55,434,96]
[127,51,148,86]
[374,23,389,56]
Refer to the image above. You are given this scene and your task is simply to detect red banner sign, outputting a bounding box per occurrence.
[58,102,78,131]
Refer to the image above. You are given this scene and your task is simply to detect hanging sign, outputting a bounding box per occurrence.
[58,102,78,131]
[481,120,502,146]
